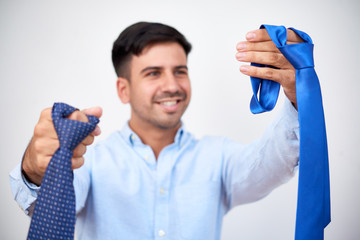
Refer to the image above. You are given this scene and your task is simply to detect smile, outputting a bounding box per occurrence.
[161,101,178,106]
[156,99,182,112]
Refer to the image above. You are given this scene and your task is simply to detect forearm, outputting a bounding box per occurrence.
[223,98,299,209]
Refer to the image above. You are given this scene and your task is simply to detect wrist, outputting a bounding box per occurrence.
[21,144,42,186]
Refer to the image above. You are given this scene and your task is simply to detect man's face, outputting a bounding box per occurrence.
[121,42,191,130]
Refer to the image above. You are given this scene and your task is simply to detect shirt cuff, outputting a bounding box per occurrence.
[9,163,39,215]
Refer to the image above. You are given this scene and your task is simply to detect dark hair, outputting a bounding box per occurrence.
[111,22,192,79]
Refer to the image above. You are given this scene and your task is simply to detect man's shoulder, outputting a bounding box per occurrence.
[187,133,235,149]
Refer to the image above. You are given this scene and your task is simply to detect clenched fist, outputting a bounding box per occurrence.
[21,106,102,186]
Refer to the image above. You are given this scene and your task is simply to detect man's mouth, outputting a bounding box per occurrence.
[161,101,178,106]
[155,99,183,112]
[153,91,187,112]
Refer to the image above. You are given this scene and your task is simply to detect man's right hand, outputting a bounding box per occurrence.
[21,106,102,186]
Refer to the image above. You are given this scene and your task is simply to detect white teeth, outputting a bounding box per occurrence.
[162,101,177,106]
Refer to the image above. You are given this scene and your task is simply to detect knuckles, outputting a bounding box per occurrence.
[264,69,274,80]
[39,108,52,119]
[35,108,54,137]
[34,123,48,137]
[269,53,281,65]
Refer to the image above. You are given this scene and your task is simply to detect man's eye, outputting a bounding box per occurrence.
[147,71,160,77]
[175,70,187,75]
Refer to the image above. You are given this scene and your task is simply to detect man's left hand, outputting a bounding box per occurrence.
[235,28,304,109]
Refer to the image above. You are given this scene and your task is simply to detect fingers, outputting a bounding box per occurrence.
[67,106,102,169]
[80,107,102,136]
[72,135,94,157]
[68,107,102,136]
[70,107,102,170]
[239,65,295,86]
[82,134,95,145]
[72,133,95,164]
[68,110,89,122]
[237,41,280,53]
[236,51,292,69]
[71,157,85,170]
[238,27,299,106]
[89,107,103,135]
[92,126,101,136]
[73,143,87,158]
[246,28,304,43]
[239,64,297,104]
[82,106,103,119]
[71,142,89,169]
[68,106,103,123]
[287,29,304,43]
[240,65,282,83]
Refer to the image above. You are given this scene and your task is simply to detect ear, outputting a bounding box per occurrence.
[116,77,130,103]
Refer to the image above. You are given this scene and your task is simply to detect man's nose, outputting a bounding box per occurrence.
[161,73,181,92]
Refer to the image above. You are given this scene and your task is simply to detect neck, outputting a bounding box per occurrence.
[128,120,180,159]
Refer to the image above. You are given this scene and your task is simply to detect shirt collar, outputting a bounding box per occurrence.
[120,122,187,148]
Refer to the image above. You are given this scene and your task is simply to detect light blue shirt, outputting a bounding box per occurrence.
[10,100,299,240]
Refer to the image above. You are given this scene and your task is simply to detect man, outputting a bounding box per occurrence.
[10,22,302,239]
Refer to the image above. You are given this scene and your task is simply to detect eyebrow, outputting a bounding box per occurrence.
[175,65,188,70]
[140,65,188,74]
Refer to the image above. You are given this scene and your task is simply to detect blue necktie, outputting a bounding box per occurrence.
[27,103,99,240]
[250,25,331,239]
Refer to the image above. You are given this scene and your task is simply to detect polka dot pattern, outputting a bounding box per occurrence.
[27,103,99,240]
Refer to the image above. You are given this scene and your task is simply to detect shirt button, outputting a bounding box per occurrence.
[131,135,136,141]
[158,230,166,237]
[159,188,165,194]
[144,155,149,160]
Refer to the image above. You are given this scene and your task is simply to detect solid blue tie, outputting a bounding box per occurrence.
[249,25,331,239]
[27,103,99,240]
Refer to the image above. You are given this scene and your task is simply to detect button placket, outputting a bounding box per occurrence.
[154,149,175,239]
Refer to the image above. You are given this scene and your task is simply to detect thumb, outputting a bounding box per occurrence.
[82,106,103,119]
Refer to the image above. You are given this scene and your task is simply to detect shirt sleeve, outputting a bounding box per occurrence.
[9,149,93,216]
[9,163,40,216]
[222,98,300,211]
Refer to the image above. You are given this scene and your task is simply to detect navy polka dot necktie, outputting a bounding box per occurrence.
[27,103,99,240]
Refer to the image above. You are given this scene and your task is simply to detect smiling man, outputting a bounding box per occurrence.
[116,40,192,158]
[10,22,301,239]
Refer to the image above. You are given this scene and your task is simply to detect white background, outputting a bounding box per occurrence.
[1,0,359,239]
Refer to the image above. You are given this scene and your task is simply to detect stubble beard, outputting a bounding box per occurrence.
[130,90,189,130]
[130,101,188,131]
